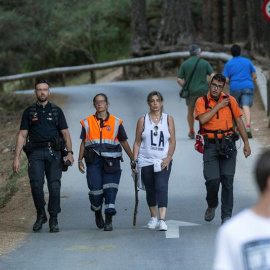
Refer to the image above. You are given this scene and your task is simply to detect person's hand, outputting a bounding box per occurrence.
[66,152,74,166]
[13,158,20,173]
[161,156,172,170]
[130,160,138,174]
[218,98,230,109]
[78,160,85,174]
[243,143,251,158]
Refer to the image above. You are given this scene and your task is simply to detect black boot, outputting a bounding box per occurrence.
[49,214,59,233]
[104,214,113,231]
[33,208,47,232]
[95,211,104,229]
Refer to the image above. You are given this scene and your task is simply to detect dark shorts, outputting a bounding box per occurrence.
[186,95,200,108]
[230,88,254,107]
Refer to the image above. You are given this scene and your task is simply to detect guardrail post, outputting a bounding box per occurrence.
[32,78,36,87]
[177,58,183,67]
[0,82,4,92]
[123,66,129,80]
[90,70,96,84]
[152,62,157,77]
[216,60,222,73]
[61,74,66,86]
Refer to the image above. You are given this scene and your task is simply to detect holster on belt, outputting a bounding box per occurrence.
[23,137,66,154]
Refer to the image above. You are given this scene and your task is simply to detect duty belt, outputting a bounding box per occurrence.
[33,141,55,148]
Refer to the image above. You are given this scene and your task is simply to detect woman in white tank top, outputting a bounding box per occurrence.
[133,91,176,231]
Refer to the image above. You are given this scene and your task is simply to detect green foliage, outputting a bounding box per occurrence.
[1,0,243,78]
[0,0,133,76]
[54,0,131,64]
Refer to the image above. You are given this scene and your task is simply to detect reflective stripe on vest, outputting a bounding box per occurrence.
[80,115,123,158]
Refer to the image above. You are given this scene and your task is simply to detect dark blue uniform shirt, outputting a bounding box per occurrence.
[20,102,68,143]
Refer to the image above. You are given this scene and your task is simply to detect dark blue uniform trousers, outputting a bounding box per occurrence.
[86,154,121,215]
[28,148,62,214]
[203,142,237,219]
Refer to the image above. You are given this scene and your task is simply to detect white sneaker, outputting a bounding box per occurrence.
[147,217,158,229]
[158,220,168,231]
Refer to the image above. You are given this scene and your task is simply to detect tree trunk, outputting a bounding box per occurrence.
[232,0,249,43]
[225,0,233,44]
[247,0,270,57]
[212,0,224,44]
[202,0,212,42]
[155,0,195,53]
[130,0,152,57]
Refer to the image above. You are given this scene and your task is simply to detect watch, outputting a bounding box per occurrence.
[67,151,74,155]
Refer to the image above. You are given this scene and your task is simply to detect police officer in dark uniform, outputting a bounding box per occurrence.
[13,79,74,233]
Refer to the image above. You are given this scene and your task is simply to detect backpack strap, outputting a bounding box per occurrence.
[50,103,59,127]
[203,95,211,109]
[28,102,59,127]
[28,103,37,123]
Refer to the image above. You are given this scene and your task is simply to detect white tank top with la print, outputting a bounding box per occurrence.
[139,113,170,160]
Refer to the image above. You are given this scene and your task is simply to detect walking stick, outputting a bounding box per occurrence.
[133,173,139,227]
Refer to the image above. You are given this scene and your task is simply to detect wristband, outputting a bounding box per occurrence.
[78,160,83,163]
[67,151,74,155]
[134,158,138,163]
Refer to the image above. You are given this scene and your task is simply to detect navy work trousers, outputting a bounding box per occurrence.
[141,162,172,208]
[203,142,237,219]
[86,154,121,216]
[27,148,62,214]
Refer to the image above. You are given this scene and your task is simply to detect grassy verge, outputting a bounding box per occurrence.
[0,158,28,208]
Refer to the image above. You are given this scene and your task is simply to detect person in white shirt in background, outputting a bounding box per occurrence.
[133,91,176,231]
[213,149,270,270]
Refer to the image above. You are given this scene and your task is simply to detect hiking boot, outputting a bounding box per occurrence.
[158,220,168,231]
[33,208,47,232]
[246,128,253,139]
[104,214,113,231]
[204,206,218,222]
[221,216,231,225]
[188,132,195,139]
[49,214,59,233]
[95,211,104,229]
[147,217,158,229]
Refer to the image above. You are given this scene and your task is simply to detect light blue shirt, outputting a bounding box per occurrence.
[223,56,256,91]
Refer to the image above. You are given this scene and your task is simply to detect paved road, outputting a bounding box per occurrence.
[1,79,262,270]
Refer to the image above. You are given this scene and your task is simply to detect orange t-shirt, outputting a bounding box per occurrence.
[195,92,242,139]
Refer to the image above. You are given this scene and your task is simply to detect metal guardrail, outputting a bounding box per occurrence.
[0,52,226,85]
[0,51,268,113]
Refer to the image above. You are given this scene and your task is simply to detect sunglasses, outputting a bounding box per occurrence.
[153,126,158,136]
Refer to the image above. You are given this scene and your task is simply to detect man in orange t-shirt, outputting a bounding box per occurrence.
[195,74,251,224]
